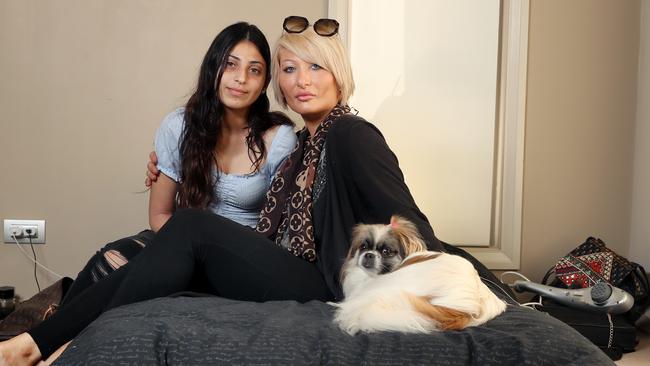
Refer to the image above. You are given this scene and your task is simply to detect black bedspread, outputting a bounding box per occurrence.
[54,295,613,365]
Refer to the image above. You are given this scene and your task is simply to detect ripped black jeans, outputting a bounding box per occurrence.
[59,230,155,307]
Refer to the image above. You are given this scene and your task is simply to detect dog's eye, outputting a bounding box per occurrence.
[359,240,370,250]
[381,247,396,257]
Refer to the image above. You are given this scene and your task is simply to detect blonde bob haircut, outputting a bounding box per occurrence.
[272,28,355,108]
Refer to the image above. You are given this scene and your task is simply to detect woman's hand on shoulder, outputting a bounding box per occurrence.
[145,151,160,187]
[148,171,177,232]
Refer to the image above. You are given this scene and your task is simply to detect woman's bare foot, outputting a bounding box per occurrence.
[0,333,42,366]
[38,341,69,366]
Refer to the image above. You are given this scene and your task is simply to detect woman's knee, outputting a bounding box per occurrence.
[105,235,150,257]
[86,237,147,281]
[103,250,128,270]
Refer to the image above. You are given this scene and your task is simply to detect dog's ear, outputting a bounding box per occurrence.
[348,224,369,259]
[390,215,427,255]
[341,224,371,284]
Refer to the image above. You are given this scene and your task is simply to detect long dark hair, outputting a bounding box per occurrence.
[178,22,292,208]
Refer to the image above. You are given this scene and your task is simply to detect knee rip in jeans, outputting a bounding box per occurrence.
[131,238,147,247]
[104,250,128,270]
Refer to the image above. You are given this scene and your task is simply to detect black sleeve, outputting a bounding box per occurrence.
[333,117,444,251]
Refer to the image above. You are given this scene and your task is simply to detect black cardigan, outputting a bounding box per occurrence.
[313,115,444,300]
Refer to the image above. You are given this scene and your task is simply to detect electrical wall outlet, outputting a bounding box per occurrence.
[3,219,46,244]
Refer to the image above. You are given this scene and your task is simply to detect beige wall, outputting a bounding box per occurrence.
[0,0,643,299]
[521,0,640,283]
[630,0,650,270]
[0,0,326,299]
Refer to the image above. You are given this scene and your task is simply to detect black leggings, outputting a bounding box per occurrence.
[29,209,333,358]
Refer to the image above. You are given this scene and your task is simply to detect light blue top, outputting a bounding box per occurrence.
[154,108,297,228]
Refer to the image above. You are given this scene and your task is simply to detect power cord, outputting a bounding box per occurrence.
[479,276,523,306]
[26,232,41,292]
[499,271,544,309]
[478,272,544,310]
[11,233,64,281]
[480,275,543,309]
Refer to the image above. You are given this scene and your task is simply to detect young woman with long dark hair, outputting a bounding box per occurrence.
[0,21,297,365]
[57,21,295,307]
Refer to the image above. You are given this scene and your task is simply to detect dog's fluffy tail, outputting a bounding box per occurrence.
[406,294,472,330]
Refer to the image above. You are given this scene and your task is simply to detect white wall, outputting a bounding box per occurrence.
[630,1,650,271]
[346,0,500,247]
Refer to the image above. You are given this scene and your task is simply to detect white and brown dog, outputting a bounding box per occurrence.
[332,216,506,335]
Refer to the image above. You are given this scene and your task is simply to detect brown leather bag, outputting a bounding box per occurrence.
[0,277,72,340]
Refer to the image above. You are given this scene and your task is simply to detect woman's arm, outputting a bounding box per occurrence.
[333,117,444,251]
[148,172,178,232]
[148,108,185,230]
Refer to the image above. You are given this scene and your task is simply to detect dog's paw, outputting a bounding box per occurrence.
[341,324,360,336]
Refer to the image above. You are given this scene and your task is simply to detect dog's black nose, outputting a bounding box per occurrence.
[361,252,376,269]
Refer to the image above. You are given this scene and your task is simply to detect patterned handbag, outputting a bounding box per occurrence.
[544,237,649,323]
[0,277,72,340]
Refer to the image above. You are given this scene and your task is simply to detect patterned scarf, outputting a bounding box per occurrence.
[256,104,351,261]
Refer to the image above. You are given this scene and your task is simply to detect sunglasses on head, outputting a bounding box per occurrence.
[283,16,339,37]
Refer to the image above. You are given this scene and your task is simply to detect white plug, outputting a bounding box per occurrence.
[10,225,24,238]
